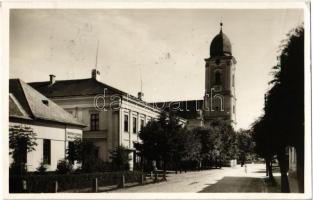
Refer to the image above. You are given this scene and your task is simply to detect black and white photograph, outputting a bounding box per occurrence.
[2,1,311,199]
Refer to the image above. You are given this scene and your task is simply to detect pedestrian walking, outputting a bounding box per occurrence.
[244,164,248,174]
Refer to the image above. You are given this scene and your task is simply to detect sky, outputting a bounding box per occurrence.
[9,9,303,130]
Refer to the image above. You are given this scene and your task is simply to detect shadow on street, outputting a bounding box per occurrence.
[198,176,265,193]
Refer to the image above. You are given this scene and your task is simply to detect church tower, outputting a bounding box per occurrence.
[203,23,237,127]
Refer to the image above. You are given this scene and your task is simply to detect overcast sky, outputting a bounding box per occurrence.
[10,9,303,130]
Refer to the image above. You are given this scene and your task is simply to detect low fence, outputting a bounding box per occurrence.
[10,171,146,193]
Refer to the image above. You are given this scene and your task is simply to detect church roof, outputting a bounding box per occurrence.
[210,25,232,57]
[9,79,86,127]
[149,100,203,119]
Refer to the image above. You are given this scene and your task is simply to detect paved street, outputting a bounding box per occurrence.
[110,164,281,193]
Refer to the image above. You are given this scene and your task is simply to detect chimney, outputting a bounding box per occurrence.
[138,91,144,100]
[49,74,56,85]
[92,69,100,80]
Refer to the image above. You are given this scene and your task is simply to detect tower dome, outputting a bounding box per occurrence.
[210,23,232,56]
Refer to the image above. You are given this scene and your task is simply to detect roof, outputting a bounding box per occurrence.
[9,94,31,120]
[9,79,86,127]
[149,100,203,119]
[29,77,157,110]
[210,30,232,57]
[29,78,127,98]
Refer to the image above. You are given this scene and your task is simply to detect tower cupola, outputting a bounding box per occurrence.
[209,22,232,57]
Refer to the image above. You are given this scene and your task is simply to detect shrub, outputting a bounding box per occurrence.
[36,161,47,174]
[94,160,112,172]
[9,125,37,175]
[110,146,131,171]
[56,159,73,174]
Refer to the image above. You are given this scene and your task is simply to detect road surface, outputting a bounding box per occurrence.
[110,164,280,193]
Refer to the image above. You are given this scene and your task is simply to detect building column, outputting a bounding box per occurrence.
[118,109,123,146]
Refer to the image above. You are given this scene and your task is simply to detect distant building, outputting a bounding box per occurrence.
[151,23,237,128]
[29,70,161,170]
[9,79,85,171]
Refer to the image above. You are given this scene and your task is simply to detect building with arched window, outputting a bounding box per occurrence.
[203,23,237,127]
[152,23,237,128]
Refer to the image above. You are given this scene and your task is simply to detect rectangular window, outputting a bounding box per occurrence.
[232,75,235,87]
[233,105,235,114]
[68,141,75,163]
[133,117,137,133]
[140,119,145,130]
[124,114,129,132]
[90,113,99,131]
[94,147,99,159]
[43,139,51,165]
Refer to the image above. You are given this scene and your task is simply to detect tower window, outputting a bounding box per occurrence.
[233,105,235,114]
[215,71,222,85]
[232,74,235,87]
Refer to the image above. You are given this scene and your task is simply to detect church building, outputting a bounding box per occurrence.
[203,22,237,127]
[151,23,237,128]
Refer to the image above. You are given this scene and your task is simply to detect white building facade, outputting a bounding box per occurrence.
[9,79,85,171]
[29,70,160,170]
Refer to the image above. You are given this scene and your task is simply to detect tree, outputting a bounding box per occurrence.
[267,26,304,192]
[252,116,276,183]
[170,128,201,172]
[252,25,304,192]
[193,126,220,168]
[237,129,255,166]
[9,125,38,175]
[109,146,131,171]
[211,120,238,165]
[192,119,238,169]
[67,139,101,173]
[135,111,186,180]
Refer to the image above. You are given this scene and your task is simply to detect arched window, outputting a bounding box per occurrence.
[211,95,224,111]
[215,71,221,85]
